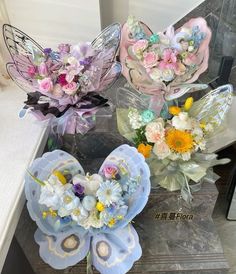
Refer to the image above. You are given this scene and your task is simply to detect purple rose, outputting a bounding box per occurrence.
[44,48,52,55]
[73,183,85,195]
[103,164,119,179]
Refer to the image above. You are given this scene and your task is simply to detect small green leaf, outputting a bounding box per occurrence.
[27,170,45,186]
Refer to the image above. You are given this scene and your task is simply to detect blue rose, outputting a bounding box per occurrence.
[141,110,155,123]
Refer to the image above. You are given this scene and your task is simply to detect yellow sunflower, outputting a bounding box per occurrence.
[166,129,193,153]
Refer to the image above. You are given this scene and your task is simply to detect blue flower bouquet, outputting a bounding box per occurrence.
[25,144,150,273]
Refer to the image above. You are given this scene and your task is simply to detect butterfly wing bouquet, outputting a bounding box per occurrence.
[25,145,150,273]
[3,23,121,135]
[117,85,233,202]
[119,16,211,114]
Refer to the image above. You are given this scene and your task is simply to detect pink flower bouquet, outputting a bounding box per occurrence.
[120,16,211,112]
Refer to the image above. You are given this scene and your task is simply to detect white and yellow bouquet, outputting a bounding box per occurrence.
[117,85,234,202]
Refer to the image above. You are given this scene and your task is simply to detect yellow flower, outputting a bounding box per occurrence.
[42,211,48,219]
[117,215,124,220]
[137,143,152,158]
[200,121,206,129]
[42,209,57,219]
[108,218,116,227]
[169,106,181,116]
[53,170,67,185]
[96,202,105,212]
[166,129,194,153]
[49,208,57,218]
[184,97,193,111]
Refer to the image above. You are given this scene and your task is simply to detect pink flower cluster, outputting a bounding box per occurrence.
[26,43,98,98]
[121,17,211,93]
[131,29,202,84]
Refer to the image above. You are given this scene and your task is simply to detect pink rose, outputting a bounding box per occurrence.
[38,77,53,92]
[38,62,48,76]
[27,66,37,77]
[103,164,119,179]
[145,118,165,143]
[62,81,78,95]
[132,39,148,55]
[52,84,64,98]
[153,141,170,159]
[143,52,158,68]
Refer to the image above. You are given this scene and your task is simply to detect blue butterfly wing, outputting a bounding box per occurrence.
[35,227,90,269]
[25,150,85,236]
[91,224,141,274]
[98,144,151,232]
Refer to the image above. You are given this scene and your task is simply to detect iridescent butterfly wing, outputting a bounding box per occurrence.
[91,23,121,73]
[3,24,44,88]
[92,23,122,90]
[6,62,36,93]
[189,84,234,131]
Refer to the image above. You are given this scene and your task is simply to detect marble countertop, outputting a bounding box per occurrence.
[0,85,48,272]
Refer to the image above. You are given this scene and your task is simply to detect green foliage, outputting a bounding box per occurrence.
[133,126,147,147]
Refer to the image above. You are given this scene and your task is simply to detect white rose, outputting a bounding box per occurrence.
[58,190,79,217]
[153,141,171,159]
[39,175,71,210]
[149,68,162,82]
[73,173,102,196]
[172,112,192,130]
[145,118,165,143]
[71,203,89,224]
[162,69,174,82]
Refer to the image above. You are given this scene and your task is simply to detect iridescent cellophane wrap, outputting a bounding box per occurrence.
[3,23,121,136]
[25,145,150,273]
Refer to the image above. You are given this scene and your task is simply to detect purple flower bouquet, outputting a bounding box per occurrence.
[3,23,121,135]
